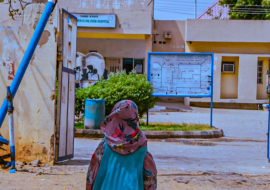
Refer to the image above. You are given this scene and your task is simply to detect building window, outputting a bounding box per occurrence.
[257,61,263,84]
[221,62,235,73]
[123,58,144,74]
[105,58,121,74]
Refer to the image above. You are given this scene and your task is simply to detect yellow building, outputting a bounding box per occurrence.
[0,0,269,164]
[185,20,270,108]
[58,0,153,74]
[59,0,270,107]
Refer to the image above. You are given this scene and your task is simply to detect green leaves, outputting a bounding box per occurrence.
[219,0,270,20]
[75,70,158,117]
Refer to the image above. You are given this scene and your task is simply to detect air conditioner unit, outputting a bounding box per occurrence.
[222,62,235,73]
[164,32,171,39]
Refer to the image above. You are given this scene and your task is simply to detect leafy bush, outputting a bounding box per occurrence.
[75,70,158,118]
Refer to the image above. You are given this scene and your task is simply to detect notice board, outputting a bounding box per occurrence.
[147,53,214,97]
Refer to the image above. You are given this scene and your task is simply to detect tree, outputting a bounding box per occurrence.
[219,0,270,20]
[75,70,158,118]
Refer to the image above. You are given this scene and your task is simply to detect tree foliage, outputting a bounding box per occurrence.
[219,0,270,20]
[0,0,30,20]
[75,70,158,118]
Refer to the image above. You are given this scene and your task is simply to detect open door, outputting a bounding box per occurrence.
[55,9,77,162]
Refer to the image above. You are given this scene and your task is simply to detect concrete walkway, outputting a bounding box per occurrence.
[73,137,269,175]
[69,108,270,175]
[148,107,268,141]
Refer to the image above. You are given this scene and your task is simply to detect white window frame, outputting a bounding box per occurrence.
[222,62,235,73]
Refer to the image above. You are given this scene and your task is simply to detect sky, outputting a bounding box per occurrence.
[154,0,216,20]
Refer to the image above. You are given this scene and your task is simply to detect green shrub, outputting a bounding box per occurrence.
[75,70,158,118]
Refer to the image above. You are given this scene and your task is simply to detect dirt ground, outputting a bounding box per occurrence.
[1,108,269,190]
[1,168,270,190]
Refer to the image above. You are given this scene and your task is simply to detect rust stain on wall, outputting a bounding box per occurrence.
[50,94,56,101]
[38,30,51,47]
[17,142,52,163]
[50,135,54,161]
[5,57,15,80]
[33,20,39,30]
[32,0,47,3]
[30,54,36,65]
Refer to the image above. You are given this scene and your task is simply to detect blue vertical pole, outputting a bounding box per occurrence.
[147,109,149,126]
[268,93,270,162]
[267,64,270,162]
[7,87,15,170]
[210,54,214,128]
[210,92,213,128]
[0,0,56,129]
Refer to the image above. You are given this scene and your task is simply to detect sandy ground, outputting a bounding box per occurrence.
[0,108,269,189]
[1,169,270,190]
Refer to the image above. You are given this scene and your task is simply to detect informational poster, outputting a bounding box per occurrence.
[148,53,213,97]
[73,14,116,28]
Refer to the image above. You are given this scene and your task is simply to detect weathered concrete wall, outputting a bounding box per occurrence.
[58,0,153,35]
[152,20,185,53]
[0,4,58,165]
[0,0,48,27]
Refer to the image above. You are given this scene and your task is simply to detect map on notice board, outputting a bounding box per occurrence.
[148,53,213,97]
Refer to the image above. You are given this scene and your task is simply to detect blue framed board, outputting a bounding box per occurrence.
[147,52,214,127]
[147,52,214,97]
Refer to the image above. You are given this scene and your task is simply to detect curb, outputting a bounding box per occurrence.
[75,128,224,139]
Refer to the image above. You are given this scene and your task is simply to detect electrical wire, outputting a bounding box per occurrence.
[155,9,195,15]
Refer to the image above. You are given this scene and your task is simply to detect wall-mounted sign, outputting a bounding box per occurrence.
[73,14,116,28]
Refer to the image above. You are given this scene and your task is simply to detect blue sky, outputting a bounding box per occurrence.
[154,0,216,20]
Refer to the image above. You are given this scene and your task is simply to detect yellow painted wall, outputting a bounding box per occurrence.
[220,57,239,99]
[257,57,269,100]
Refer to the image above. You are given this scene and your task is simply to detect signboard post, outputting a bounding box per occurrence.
[267,59,270,162]
[147,52,214,127]
[73,14,116,28]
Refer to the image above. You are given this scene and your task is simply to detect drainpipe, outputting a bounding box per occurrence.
[0,0,57,129]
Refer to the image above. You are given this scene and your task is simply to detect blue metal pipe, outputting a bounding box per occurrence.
[0,0,56,129]
[210,54,214,128]
[267,65,270,162]
[7,87,15,169]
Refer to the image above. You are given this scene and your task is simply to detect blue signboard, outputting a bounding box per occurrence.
[147,52,214,98]
[147,52,214,127]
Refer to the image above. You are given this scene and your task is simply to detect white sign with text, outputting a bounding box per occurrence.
[73,14,116,28]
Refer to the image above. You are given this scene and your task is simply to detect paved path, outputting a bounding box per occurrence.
[71,108,270,175]
[149,108,268,141]
[73,138,269,175]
